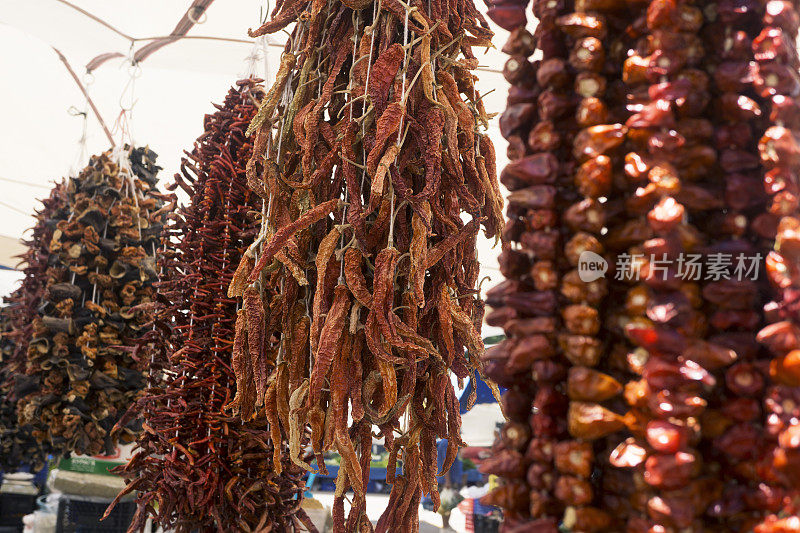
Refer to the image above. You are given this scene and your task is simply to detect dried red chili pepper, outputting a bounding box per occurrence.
[233,0,502,529]
[481,0,639,527]
[108,80,314,532]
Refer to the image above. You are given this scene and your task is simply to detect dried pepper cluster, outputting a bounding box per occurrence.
[0,183,66,471]
[482,0,636,530]
[110,79,315,533]
[226,0,502,529]
[483,0,800,530]
[9,147,165,458]
[753,0,800,529]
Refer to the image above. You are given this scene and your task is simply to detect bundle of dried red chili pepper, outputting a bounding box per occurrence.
[483,0,800,530]
[109,79,316,533]
[229,0,502,529]
[9,147,166,458]
[0,183,66,471]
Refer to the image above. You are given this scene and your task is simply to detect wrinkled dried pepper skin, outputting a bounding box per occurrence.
[230,0,502,530]
[607,3,724,529]
[0,183,66,470]
[109,80,313,533]
[485,0,800,530]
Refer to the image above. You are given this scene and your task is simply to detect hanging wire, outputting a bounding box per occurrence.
[46,0,502,74]
[242,41,261,78]
[241,35,273,82]
[66,71,93,177]
[112,44,142,151]
[51,47,115,147]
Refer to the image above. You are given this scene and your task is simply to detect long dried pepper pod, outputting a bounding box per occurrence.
[0,183,66,470]
[13,147,166,458]
[230,0,503,530]
[109,79,316,533]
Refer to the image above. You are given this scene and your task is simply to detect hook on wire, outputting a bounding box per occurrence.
[67,73,91,176]
[118,62,142,113]
[113,45,142,149]
[187,6,208,24]
[66,106,87,118]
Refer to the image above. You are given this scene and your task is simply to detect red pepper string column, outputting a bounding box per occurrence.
[687,2,785,528]
[108,80,316,532]
[234,0,502,530]
[754,0,800,529]
[482,0,645,529]
[0,182,67,471]
[605,1,723,530]
[558,0,643,530]
[482,0,567,527]
[486,0,800,529]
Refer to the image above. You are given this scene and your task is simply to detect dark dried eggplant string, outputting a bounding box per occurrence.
[232,0,502,530]
[108,80,315,533]
[7,146,165,459]
[0,182,67,471]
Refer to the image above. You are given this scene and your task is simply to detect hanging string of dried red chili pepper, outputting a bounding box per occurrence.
[107,79,317,533]
[482,0,644,528]
[230,0,503,530]
[752,0,800,529]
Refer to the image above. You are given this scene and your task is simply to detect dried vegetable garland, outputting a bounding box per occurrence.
[0,312,50,472]
[603,2,728,529]
[229,0,502,529]
[110,80,315,533]
[482,0,635,530]
[11,147,165,458]
[483,0,800,531]
[0,183,66,471]
[752,0,800,529]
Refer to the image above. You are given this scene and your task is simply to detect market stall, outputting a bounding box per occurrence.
[2,0,800,532]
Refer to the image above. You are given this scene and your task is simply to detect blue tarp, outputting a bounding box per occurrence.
[458,375,502,414]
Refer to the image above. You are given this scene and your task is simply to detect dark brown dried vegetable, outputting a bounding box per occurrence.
[12,147,164,458]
